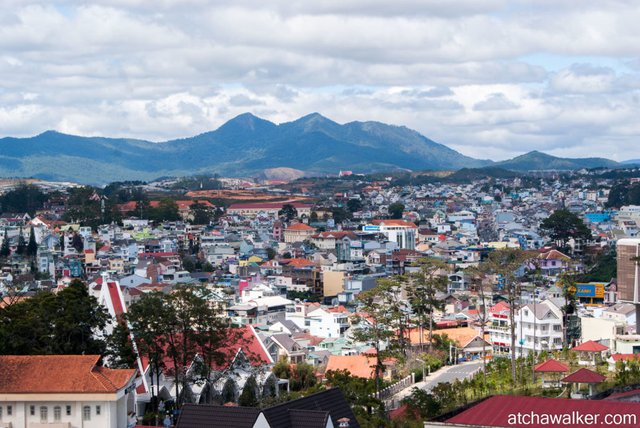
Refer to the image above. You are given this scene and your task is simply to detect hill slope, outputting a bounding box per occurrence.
[0,114,622,184]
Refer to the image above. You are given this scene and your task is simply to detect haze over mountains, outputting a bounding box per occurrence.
[0,113,632,185]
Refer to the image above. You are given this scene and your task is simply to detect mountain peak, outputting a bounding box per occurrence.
[218,113,276,133]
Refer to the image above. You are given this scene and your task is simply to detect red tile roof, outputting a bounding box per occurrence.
[286,223,315,231]
[0,355,135,393]
[371,219,417,228]
[561,368,607,383]
[612,353,640,362]
[572,340,608,352]
[229,202,312,210]
[534,359,569,373]
[447,395,640,427]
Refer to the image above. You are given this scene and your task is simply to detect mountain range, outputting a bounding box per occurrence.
[0,113,631,185]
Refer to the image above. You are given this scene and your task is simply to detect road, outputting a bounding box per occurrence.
[391,360,484,405]
[421,360,484,391]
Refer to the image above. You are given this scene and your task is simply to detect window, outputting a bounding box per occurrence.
[54,406,62,421]
[0,406,3,420]
[6,405,11,416]
[83,406,91,421]
[40,406,48,423]
[30,405,35,416]
[66,405,72,416]
[96,405,101,415]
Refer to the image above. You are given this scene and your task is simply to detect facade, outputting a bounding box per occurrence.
[227,203,313,218]
[515,300,564,355]
[617,238,640,304]
[367,220,417,250]
[0,355,136,428]
[283,223,315,244]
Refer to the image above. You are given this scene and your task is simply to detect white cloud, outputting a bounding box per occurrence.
[0,1,638,161]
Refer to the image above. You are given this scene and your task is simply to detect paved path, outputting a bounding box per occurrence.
[391,360,484,405]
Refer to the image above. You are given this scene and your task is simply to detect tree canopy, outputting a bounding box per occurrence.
[540,209,592,250]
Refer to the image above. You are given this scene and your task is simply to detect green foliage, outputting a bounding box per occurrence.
[347,198,363,213]
[606,182,640,208]
[324,369,386,426]
[330,206,351,223]
[388,202,405,219]
[239,377,259,407]
[126,284,229,407]
[0,184,47,215]
[15,227,26,255]
[26,225,38,257]
[278,204,298,221]
[0,279,110,355]
[286,290,320,302]
[105,320,138,369]
[578,247,616,282]
[0,229,10,258]
[540,209,592,249]
[272,359,317,391]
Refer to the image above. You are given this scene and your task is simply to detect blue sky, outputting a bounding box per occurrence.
[0,0,639,161]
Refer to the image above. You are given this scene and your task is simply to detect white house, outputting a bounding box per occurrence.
[515,299,564,355]
[0,355,136,428]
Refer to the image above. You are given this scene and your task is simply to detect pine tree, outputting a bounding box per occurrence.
[0,229,10,258]
[26,225,37,257]
[16,227,26,255]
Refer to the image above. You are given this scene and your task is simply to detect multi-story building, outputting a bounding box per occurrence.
[0,355,136,428]
[515,299,564,355]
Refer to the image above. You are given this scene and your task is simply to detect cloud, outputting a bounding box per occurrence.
[0,1,638,161]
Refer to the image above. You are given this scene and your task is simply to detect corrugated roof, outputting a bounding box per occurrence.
[534,359,569,373]
[572,340,608,352]
[447,395,640,427]
[561,368,606,383]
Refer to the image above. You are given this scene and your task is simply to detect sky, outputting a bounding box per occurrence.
[1,1,640,161]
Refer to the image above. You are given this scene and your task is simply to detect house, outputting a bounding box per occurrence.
[515,300,564,355]
[176,388,359,428]
[283,223,316,244]
[0,355,136,428]
[325,354,397,380]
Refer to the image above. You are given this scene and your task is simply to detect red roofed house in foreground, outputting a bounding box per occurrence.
[0,355,137,428]
[443,394,640,428]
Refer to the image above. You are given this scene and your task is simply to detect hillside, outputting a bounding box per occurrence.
[0,114,623,184]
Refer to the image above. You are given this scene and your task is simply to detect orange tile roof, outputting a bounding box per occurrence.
[371,219,417,228]
[282,258,316,268]
[434,327,481,348]
[0,355,136,393]
[286,223,315,231]
[325,355,386,379]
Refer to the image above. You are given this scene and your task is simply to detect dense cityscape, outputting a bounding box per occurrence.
[0,167,640,427]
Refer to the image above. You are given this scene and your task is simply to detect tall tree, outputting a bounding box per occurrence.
[278,204,298,221]
[351,281,399,398]
[479,248,533,383]
[540,209,592,252]
[15,227,26,255]
[0,279,110,355]
[26,225,38,257]
[407,258,448,351]
[0,229,10,258]
[388,202,405,219]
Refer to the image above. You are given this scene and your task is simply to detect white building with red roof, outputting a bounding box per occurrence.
[0,355,137,428]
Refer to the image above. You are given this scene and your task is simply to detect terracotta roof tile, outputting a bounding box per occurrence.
[0,355,135,393]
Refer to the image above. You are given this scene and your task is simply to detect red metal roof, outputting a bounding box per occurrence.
[612,353,640,362]
[572,340,608,352]
[561,368,606,383]
[107,281,124,317]
[534,359,569,373]
[447,395,640,427]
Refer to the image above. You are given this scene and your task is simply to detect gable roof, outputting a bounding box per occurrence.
[572,340,608,352]
[561,368,606,383]
[446,395,640,427]
[176,388,357,428]
[177,404,261,428]
[0,355,135,394]
[286,223,315,231]
[534,359,569,373]
[262,388,359,428]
